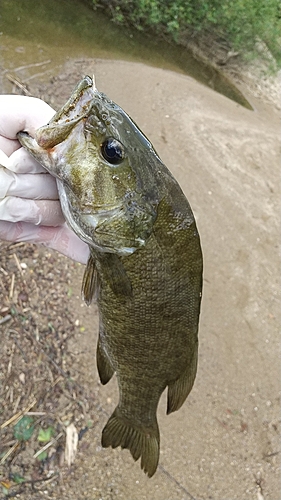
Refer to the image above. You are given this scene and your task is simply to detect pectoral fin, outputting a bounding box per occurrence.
[99,253,133,298]
[82,251,99,305]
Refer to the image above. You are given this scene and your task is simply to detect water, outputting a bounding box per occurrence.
[0,0,251,108]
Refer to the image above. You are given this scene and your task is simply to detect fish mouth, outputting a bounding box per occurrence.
[34,75,98,149]
[51,75,97,123]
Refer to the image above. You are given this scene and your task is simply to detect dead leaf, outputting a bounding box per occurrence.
[65,423,78,467]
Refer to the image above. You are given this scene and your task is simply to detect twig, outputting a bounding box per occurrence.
[0,266,8,276]
[1,398,37,429]
[25,412,46,416]
[13,395,21,414]
[0,314,12,325]
[0,441,20,465]
[158,464,197,500]
[33,431,63,458]
[12,253,24,279]
[5,74,31,96]
[25,70,52,82]
[263,451,280,458]
[9,274,15,300]
[8,242,26,249]
[1,473,59,498]
[7,343,15,376]
[12,60,51,72]
[29,475,59,490]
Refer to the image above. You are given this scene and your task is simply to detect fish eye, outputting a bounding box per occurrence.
[101,137,124,165]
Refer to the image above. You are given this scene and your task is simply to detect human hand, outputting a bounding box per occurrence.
[0,95,89,264]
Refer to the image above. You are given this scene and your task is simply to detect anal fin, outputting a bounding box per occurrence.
[97,338,114,385]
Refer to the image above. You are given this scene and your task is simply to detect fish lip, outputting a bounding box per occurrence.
[50,75,97,125]
[34,76,98,149]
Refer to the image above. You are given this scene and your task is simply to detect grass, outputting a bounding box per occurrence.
[90,0,281,68]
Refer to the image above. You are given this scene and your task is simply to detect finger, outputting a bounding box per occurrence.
[39,225,89,264]
[0,136,20,156]
[7,147,46,173]
[0,220,89,264]
[0,169,58,199]
[0,197,64,226]
[10,173,58,199]
[0,149,8,166]
[0,95,55,139]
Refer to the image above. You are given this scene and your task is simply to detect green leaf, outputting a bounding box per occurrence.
[38,427,54,442]
[11,474,25,484]
[14,416,35,441]
[37,450,48,461]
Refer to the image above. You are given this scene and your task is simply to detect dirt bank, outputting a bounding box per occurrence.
[0,58,280,499]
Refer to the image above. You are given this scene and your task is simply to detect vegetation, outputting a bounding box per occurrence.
[91,0,281,65]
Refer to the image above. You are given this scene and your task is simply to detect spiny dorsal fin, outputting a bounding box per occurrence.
[102,406,160,477]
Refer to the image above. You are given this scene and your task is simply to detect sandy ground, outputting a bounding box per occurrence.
[1,58,280,499]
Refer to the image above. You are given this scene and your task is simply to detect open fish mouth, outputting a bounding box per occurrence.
[33,76,97,150]
[51,75,96,124]
[18,77,97,151]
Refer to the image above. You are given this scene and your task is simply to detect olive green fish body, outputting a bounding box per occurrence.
[18,76,203,477]
[88,183,201,476]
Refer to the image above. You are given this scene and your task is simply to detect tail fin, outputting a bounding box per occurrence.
[101,407,160,477]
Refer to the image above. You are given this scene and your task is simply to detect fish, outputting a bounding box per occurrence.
[18,75,203,477]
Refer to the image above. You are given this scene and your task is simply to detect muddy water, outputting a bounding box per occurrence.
[0,0,251,107]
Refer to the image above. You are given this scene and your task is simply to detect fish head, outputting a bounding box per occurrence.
[18,76,161,255]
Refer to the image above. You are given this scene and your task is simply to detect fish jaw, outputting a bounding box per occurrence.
[16,79,94,179]
[17,75,96,155]
[17,131,57,175]
[35,76,97,149]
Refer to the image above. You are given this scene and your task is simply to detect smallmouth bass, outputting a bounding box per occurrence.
[18,76,203,477]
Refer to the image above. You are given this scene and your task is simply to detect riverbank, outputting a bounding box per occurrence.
[184,33,281,110]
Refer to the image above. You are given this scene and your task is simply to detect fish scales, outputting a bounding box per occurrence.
[17,75,203,477]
